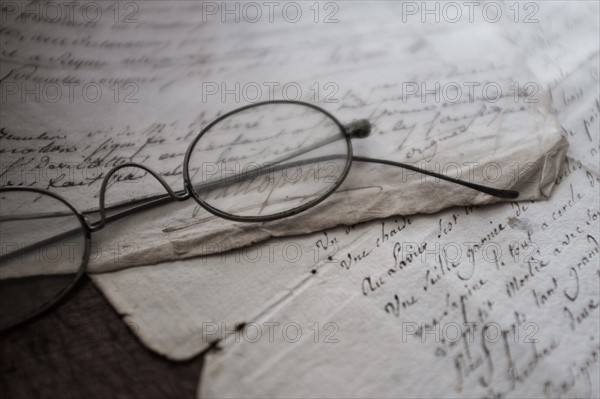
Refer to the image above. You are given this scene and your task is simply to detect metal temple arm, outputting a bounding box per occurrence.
[352,156,519,199]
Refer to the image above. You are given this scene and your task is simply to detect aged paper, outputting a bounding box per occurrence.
[197,159,599,398]
[88,1,599,398]
[1,1,566,272]
[505,0,600,176]
[2,0,597,397]
[195,3,600,397]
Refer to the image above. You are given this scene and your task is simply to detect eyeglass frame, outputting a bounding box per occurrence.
[0,99,519,332]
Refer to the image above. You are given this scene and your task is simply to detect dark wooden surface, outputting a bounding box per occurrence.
[0,276,205,399]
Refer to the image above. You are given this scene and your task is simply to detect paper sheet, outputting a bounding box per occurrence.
[3,1,598,397]
[504,0,600,176]
[88,1,599,398]
[197,160,600,398]
[1,1,566,272]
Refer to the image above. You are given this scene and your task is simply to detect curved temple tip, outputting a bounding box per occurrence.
[497,189,520,199]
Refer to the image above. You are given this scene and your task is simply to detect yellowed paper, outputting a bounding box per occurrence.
[1,1,566,273]
[87,2,599,398]
[197,160,599,398]
[3,1,597,397]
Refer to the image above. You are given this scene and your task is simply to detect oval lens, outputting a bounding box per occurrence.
[186,102,351,219]
[0,189,87,330]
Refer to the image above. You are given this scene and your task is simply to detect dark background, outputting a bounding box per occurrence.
[0,277,205,398]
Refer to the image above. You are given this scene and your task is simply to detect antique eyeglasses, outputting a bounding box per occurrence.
[0,100,519,331]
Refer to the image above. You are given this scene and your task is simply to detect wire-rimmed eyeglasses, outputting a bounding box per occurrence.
[0,100,519,332]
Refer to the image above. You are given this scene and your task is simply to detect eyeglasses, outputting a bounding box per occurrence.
[0,100,518,331]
